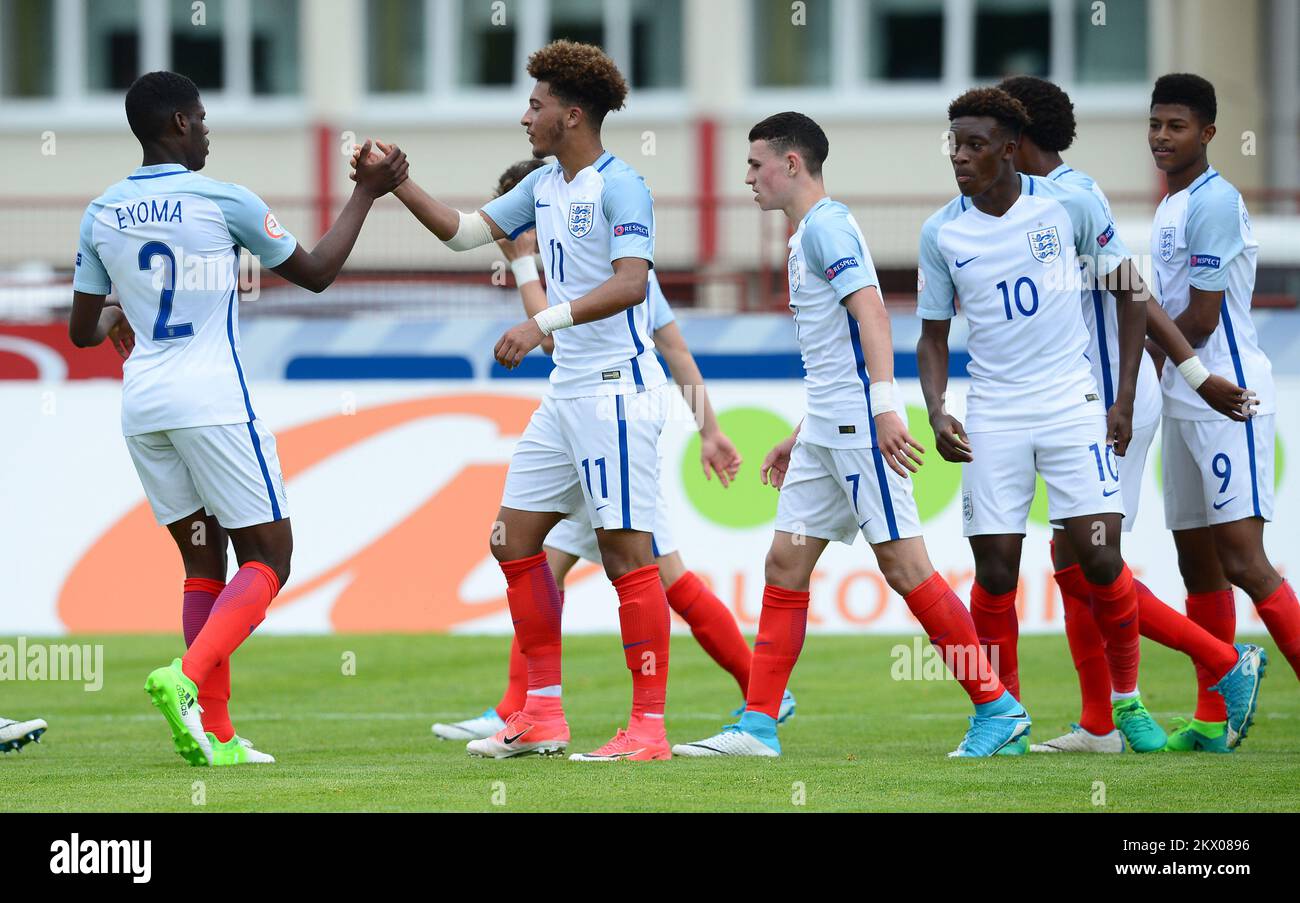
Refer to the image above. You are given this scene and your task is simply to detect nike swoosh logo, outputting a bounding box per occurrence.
[955,256,979,268]
[503,730,529,744]
[1102,488,1121,497]
[535,201,550,208]
[858,520,871,529]
[623,639,649,649]
[754,641,771,647]
[1213,497,1237,510]
[596,505,609,511]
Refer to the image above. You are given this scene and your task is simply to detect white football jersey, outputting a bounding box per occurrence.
[786,197,884,449]
[1150,167,1273,420]
[918,172,1131,432]
[1047,164,1161,429]
[73,164,298,436]
[646,270,674,334]
[483,152,666,398]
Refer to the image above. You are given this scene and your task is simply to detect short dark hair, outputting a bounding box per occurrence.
[748,112,829,177]
[947,87,1031,139]
[495,158,546,198]
[527,40,628,127]
[1151,73,1217,125]
[998,75,1076,152]
[125,71,200,143]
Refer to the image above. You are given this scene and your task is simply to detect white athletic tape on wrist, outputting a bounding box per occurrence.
[510,255,539,286]
[443,210,495,251]
[534,302,574,336]
[869,380,898,416]
[1177,355,1211,391]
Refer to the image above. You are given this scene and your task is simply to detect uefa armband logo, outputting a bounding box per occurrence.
[823,256,859,281]
[1190,254,1221,269]
[1096,223,1115,247]
[613,222,649,238]
[264,211,286,240]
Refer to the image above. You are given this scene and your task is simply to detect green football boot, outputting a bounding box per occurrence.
[207,733,276,765]
[1166,717,1232,754]
[144,658,212,766]
[1112,696,1167,753]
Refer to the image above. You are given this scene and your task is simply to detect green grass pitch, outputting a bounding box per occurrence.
[2,633,1297,812]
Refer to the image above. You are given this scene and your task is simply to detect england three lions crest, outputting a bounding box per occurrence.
[1159,226,1176,262]
[1027,226,1061,264]
[568,202,596,238]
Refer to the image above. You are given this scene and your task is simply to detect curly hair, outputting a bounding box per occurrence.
[494,158,546,198]
[947,87,1031,138]
[527,40,628,126]
[125,70,200,143]
[1151,73,1217,125]
[748,112,830,177]
[998,75,1075,152]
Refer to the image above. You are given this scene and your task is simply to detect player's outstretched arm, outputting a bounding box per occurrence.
[273,141,409,293]
[351,141,507,246]
[654,320,741,487]
[494,256,649,369]
[1100,259,1148,455]
[68,295,133,358]
[844,287,924,478]
[917,318,972,463]
[1145,291,1255,421]
[497,230,554,354]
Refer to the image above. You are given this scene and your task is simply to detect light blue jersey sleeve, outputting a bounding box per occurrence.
[482,164,548,240]
[72,205,111,294]
[647,272,674,331]
[916,213,956,320]
[1047,176,1130,280]
[602,170,655,265]
[802,211,878,303]
[210,182,298,268]
[1185,181,1246,293]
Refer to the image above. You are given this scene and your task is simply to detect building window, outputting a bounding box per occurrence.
[85,0,141,94]
[630,0,684,88]
[368,0,426,93]
[252,0,301,95]
[1074,0,1147,83]
[458,0,515,87]
[170,0,226,90]
[865,0,943,82]
[550,0,605,49]
[1,0,54,98]
[975,0,1051,79]
[752,0,832,87]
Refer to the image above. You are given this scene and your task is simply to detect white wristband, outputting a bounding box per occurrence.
[510,255,539,286]
[534,302,574,336]
[1177,355,1211,391]
[868,380,898,416]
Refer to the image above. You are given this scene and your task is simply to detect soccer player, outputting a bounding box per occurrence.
[1148,73,1298,751]
[375,42,676,761]
[0,715,47,752]
[429,159,790,740]
[674,112,1027,759]
[68,71,408,766]
[997,75,1264,753]
[915,88,1265,754]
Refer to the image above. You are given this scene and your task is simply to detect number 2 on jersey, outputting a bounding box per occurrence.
[139,241,193,340]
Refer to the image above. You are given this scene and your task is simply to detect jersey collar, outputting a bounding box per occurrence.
[128,164,191,180]
[789,196,834,247]
[1046,163,1073,181]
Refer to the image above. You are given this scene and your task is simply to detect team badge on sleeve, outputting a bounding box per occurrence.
[567,202,595,238]
[823,257,859,280]
[1159,226,1176,262]
[1026,226,1060,264]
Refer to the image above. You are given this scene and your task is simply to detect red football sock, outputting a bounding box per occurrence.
[1135,580,1238,678]
[495,636,529,721]
[666,570,751,696]
[615,565,670,737]
[746,585,809,719]
[1185,589,1235,721]
[498,553,564,716]
[1255,579,1300,679]
[904,572,1004,705]
[1054,565,1113,735]
[1086,565,1141,696]
[182,562,278,689]
[182,577,233,743]
[971,582,1020,700]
